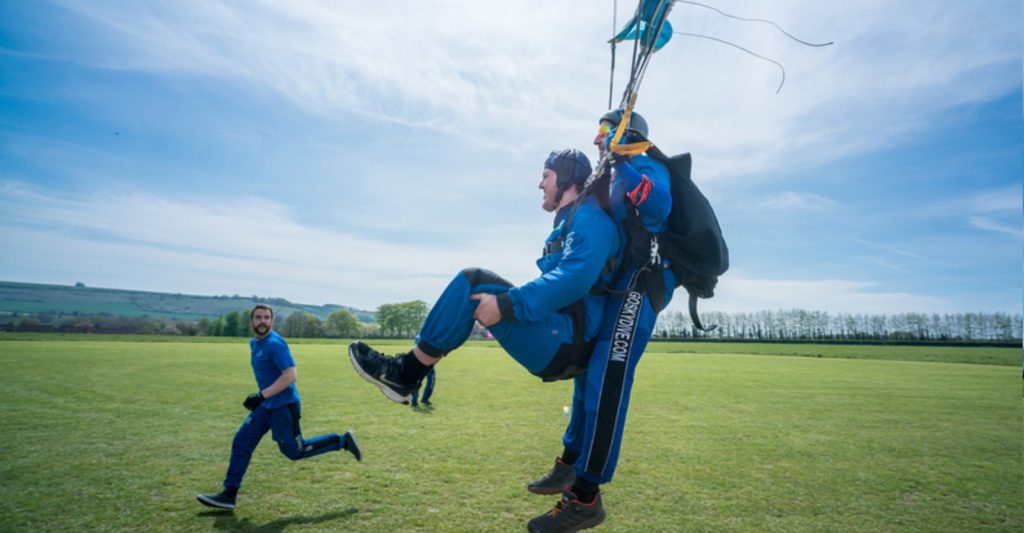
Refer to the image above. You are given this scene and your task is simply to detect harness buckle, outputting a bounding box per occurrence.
[650,235,661,265]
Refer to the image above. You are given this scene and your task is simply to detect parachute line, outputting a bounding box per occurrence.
[674,31,787,94]
[675,0,834,48]
[609,0,618,109]
[619,0,673,108]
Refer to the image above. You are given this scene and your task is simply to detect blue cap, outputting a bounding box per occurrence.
[545,148,592,189]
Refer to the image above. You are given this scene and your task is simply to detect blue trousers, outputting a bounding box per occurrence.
[416,268,577,376]
[223,402,345,490]
[411,367,436,406]
[561,268,657,485]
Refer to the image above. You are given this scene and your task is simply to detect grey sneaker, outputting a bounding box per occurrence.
[528,457,577,495]
[343,431,362,461]
[348,341,417,404]
[196,491,236,510]
[527,489,605,532]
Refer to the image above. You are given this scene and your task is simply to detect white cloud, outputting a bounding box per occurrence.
[682,275,952,315]
[969,216,1024,239]
[758,191,839,212]
[966,186,1023,213]
[5,0,1020,317]
[850,239,925,261]
[51,0,1021,178]
[919,184,1023,217]
[55,0,610,152]
[0,180,542,308]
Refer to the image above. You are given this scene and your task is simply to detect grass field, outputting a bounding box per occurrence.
[1,338,1020,532]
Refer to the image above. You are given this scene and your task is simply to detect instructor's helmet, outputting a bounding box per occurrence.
[599,108,649,143]
[545,148,592,202]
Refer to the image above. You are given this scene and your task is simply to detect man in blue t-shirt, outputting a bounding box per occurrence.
[197,304,362,510]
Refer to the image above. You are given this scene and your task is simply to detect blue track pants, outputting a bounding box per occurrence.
[223,402,346,490]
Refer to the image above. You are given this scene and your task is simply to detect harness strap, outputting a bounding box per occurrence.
[688,292,717,332]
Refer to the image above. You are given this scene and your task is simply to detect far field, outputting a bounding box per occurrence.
[0,337,1020,532]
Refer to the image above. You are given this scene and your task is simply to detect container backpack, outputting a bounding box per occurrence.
[620,151,729,330]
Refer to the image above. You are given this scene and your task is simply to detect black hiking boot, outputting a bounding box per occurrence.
[348,341,418,404]
[527,489,605,532]
[196,491,236,510]
[527,457,577,495]
[343,431,362,461]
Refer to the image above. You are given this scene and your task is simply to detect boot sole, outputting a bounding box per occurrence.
[196,495,235,510]
[526,509,605,532]
[527,484,570,495]
[344,431,363,461]
[348,343,413,404]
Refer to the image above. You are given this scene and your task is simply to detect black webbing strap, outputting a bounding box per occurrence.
[689,291,718,332]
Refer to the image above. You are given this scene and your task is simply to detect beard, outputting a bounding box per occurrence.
[542,190,558,212]
[253,323,271,336]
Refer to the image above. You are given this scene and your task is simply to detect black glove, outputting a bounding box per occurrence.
[243,391,264,411]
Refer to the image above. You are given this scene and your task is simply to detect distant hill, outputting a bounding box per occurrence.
[0,281,375,323]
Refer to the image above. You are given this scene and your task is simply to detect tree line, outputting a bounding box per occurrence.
[2,300,430,339]
[4,305,1020,343]
[654,309,1023,342]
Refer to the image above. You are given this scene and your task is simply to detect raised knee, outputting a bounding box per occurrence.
[278,443,303,460]
[460,268,512,288]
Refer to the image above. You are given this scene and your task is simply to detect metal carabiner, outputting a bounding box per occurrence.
[649,235,661,265]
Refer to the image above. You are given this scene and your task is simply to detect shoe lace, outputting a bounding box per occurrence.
[550,497,572,517]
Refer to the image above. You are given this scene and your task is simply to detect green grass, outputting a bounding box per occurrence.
[647,340,1022,366]
[1,339,1020,532]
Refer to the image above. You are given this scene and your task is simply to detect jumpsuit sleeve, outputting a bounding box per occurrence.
[502,207,618,323]
[614,156,672,233]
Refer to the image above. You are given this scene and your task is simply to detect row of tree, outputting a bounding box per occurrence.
[4,306,1021,342]
[186,301,429,339]
[654,309,1023,341]
[6,313,202,335]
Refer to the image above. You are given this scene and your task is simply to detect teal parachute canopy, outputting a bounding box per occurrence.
[610,0,674,51]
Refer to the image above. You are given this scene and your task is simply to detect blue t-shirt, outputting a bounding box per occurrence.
[250,331,300,409]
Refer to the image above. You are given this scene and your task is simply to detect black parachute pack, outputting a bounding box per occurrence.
[619,151,729,330]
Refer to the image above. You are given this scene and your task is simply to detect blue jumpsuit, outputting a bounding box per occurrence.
[413,195,620,379]
[561,154,677,486]
[222,331,349,491]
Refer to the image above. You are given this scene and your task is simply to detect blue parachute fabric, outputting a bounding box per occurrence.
[611,0,674,51]
[612,18,673,51]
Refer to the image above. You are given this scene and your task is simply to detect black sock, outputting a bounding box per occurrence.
[561,449,579,466]
[399,352,432,384]
[223,486,238,497]
[571,477,599,503]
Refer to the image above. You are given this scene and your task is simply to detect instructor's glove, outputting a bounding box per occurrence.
[243,391,264,411]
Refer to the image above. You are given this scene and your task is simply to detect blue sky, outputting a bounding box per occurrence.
[1,0,1020,316]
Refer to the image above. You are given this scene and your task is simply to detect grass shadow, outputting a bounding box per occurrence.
[199,508,358,532]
